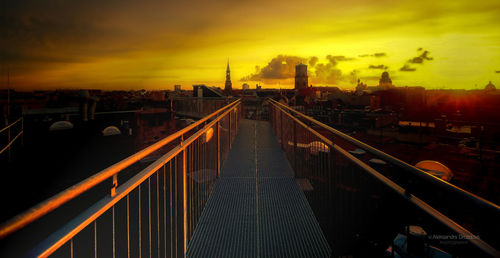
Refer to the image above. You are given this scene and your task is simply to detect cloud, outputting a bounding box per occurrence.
[242,54,351,85]
[359,52,387,58]
[240,55,306,81]
[326,55,355,64]
[313,62,343,84]
[496,70,500,73]
[398,49,434,72]
[400,64,416,72]
[308,56,318,67]
[368,64,388,69]
[408,50,434,64]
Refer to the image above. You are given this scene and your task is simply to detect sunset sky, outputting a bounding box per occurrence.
[1,0,500,91]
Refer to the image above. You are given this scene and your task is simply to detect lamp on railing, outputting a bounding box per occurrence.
[204,127,214,143]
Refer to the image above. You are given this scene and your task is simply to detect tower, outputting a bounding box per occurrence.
[224,61,232,95]
[295,63,308,89]
[379,71,393,90]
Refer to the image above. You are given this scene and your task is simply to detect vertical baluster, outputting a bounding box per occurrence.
[216,121,220,177]
[127,194,130,258]
[190,144,194,239]
[163,165,167,258]
[139,185,142,258]
[169,162,173,258]
[112,205,115,258]
[183,146,187,254]
[174,156,178,257]
[21,117,24,145]
[94,220,97,258]
[148,177,152,258]
[157,171,160,258]
[7,125,11,161]
[70,238,73,258]
[293,119,297,175]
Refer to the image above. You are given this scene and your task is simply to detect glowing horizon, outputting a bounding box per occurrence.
[1,0,499,91]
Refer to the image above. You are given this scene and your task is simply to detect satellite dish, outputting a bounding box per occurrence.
[415,160,453,181]
[49,121,74,131]
[102,126,121,136]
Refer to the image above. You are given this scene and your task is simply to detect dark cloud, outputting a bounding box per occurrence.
[368,64,388,69]
[326,55,355,64]
[398,49,434,72]
[309,56,318,67]
[495,70,500,73]
[400,64,416,72]
[408,50,434,64]
[359,52,387,58]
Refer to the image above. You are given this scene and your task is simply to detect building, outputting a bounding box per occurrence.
[224,61,232,95]
[295,63,308,89]
[379,71,394,90]
[193,85,225,98]
[484,81,496,92]
[242,83,250,90]
[174,85,181,92]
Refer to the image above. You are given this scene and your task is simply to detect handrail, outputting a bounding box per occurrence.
[269,100,499,256]
[28,100,241,257]
[0,130,23,155]
[0,99,240,239]
[268,98,499,212]
[0,117,22,134]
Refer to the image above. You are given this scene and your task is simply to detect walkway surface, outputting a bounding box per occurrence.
[186,119,331,257]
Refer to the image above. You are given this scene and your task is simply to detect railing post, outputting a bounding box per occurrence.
[182,146,187,255]
[228,110,232,150]
[21,117,24,145]
[280,109,283,149]
[8,125,11,162]
[293,119,297,176]
[328,136,335,201]
[216,121,220,178]
[110,174,117,197]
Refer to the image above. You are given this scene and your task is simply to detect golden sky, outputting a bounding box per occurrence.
[1,0,499,91]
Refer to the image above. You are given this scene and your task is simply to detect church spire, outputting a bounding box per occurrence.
[224,59,232,95]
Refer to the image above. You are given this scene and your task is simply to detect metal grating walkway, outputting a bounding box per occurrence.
[186,119,331,257]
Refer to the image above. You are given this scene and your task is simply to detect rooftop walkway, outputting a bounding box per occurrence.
[186,119,331,257]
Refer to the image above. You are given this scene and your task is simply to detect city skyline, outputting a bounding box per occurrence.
[1,0,500,91]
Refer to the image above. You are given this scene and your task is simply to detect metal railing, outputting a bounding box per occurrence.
[0,99,241,257]
[0,117,23,161]
[268,98,499,257]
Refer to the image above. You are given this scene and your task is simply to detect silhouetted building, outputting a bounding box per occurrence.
[224,61,232,95]
[295,64,308,89]
[193,85,225,98]
[379,71,393,90]
[485,81,496,91]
